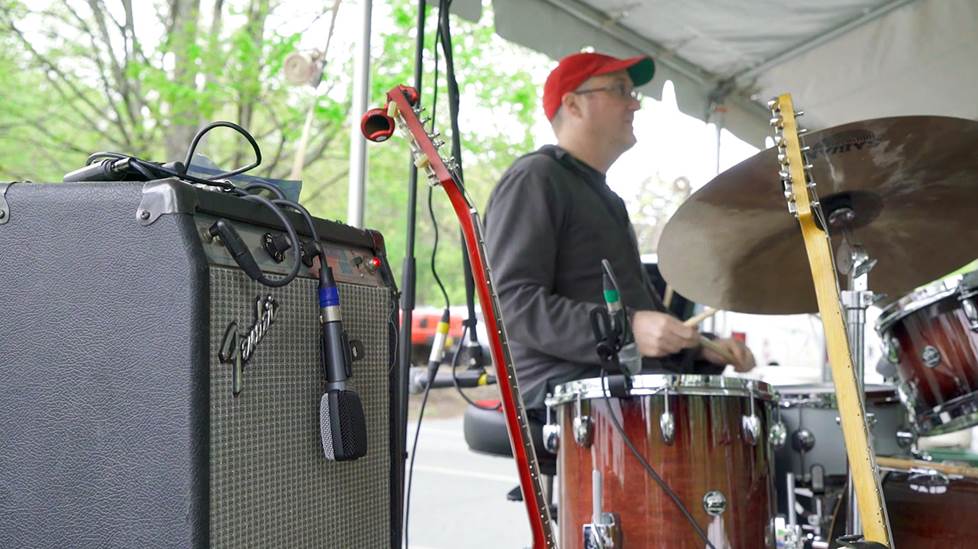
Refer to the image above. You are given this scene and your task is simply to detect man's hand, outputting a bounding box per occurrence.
[631,311,700,357]
[701,337,756,372]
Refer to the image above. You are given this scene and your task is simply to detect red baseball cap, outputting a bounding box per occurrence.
[543,52,655,120]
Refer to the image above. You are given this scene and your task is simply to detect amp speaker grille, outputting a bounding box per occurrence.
[209,267,391,548]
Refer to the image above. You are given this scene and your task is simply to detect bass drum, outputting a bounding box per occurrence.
[547,375,778,548]
[877,271,978,435]
[829,461,978,548]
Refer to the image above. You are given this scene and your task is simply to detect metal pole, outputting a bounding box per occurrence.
[394,2,427,547]
[842,246,874,538]
[347,0,372,228]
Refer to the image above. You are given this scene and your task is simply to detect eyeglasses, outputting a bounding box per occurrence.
[572,82,642,101]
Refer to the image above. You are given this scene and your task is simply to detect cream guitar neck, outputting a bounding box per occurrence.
[771,93,892,547]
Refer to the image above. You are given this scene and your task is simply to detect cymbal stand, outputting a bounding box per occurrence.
[830,207,879,539]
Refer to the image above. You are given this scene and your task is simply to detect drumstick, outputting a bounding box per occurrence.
[663,285,674,309]
[684,307,718,327]
[700,336,737,365]
[876,456,978,480]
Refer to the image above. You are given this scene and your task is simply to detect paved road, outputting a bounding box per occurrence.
[404,416,535,549]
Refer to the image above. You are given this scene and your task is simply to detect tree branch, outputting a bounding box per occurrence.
[302,168,349,203]
[3,19,122,146]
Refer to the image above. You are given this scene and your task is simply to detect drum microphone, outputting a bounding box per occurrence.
[601,259,641,376]
[318,263,367,462]
[409,368,496,393]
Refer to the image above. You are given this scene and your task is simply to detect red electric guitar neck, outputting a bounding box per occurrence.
[365,85,557,549]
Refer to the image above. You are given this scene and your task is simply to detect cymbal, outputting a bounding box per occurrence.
[658,116,978,315]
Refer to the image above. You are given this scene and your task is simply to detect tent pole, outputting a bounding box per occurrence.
[347,0,372,228]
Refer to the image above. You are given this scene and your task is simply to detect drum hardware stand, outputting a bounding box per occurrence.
[830,206,881,540]
[583,469,621,549]
[783,472,804,549]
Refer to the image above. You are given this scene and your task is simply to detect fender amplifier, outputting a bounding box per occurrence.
[0,179,399,548]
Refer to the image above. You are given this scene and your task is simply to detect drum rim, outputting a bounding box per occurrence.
[914,390,978,436]
[776,383,900,408]
[876,275,965,333]
[544,374,777,406]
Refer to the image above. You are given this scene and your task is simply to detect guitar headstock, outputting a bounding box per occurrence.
[768,94,816,221]
[360,85,461,190]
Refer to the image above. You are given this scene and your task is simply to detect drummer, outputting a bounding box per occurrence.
[484,51,755,418]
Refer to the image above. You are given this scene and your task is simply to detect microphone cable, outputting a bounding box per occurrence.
[598,369,716,549]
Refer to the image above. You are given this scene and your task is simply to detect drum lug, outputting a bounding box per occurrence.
[792,428,816,453]
[573,394,593,448]
[883,335,901,364]
[542,404,560,454]
[895,428,917,450]
[958,292,978,331]
[742,391,760,446]
[769,419,787,448]
[585,469,622,548]
[742,414,761,445]
[583,513,621,549]
[659,411,675,445]
[769,405,787,448]
[659,389,675,445]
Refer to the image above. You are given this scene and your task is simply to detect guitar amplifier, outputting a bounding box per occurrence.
[0,179,399,548]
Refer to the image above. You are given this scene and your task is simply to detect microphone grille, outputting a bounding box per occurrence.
[320,389,368,461]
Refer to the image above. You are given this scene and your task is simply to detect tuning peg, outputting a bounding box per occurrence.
[428,130,441,139]
[798,128,809,135]
[804,163,814,171]
[420,116,432,126]
[800,145,811,152]
[777,152,787,164]
[767,98,779,110]
[779,169,790,180]
[414,155,430,169]
[794,110,805,117]
[433,139,446,149]
[769,116,783,127]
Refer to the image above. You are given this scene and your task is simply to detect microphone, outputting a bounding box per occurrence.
[601,259,641,376]
[408,368,496,394]
[318,264,368,461]
[424,309,452,381]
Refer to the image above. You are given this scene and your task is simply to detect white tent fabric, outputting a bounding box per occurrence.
[459,0,978,148]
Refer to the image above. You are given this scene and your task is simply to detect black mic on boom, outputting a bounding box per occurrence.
[318,263,368,461]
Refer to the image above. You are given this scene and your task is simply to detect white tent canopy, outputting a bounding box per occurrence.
[456,0,978,148]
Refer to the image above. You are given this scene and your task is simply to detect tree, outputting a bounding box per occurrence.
[0,0,548,307]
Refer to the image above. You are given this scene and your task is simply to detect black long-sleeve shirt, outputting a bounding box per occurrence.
[484,145,721,410]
